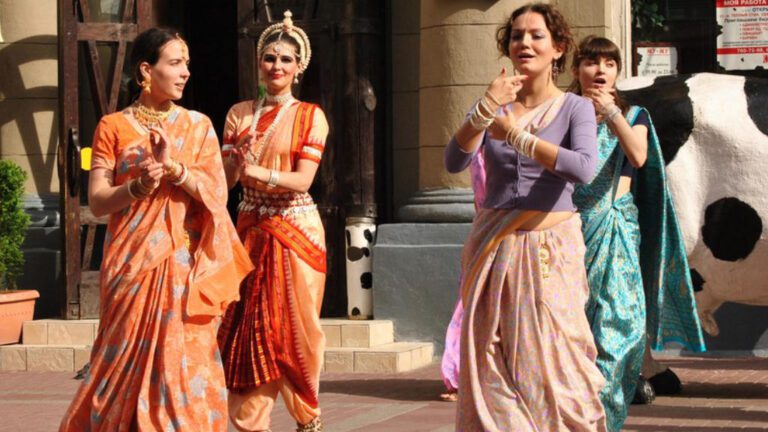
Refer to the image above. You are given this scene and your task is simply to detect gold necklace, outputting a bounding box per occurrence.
[132,101,176,128]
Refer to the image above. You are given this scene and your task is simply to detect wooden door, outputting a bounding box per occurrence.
[58,0,154,319]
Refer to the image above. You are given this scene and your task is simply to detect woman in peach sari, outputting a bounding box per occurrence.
[216,11,329,432]
[60,28,252,431]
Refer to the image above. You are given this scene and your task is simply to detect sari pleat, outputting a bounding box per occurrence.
[457,210,606,432]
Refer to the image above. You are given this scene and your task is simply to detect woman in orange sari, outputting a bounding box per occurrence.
[60,28,252,431]
[216,11,329,432]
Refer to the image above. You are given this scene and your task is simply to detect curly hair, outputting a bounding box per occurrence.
[496,3,574,74]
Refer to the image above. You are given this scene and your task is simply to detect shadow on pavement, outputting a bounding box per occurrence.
[320,379,446,402]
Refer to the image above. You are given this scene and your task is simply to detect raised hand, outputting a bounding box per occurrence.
[138,158,164,189]
[147,125,173,166]
[488,106,518,141]
[583,87,616,114]
[486,68,528,107]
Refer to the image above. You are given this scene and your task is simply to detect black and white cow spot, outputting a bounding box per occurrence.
[745,77,768,137]
[702,197,763,262]
[363,229,374,243]
[346,229,371,262]
[690,269,705,293]
[620,75,694,165]
[360,272,372,289]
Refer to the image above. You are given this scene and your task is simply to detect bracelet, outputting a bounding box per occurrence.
[485,91,501,107]
[171,163,190,186]
[163,160,182,179]
[126,179,139,200]
[600,104,621,122]
[128,178,152,200]
[468,98,495,130]
[506,127,539,159]
[266,169,280,188]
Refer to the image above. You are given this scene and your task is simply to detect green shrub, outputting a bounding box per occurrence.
[0,160,31,291]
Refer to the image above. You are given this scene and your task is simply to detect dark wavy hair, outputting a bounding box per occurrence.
[569,35,628,114]
[128,27,185,101]
[496,3,574,74]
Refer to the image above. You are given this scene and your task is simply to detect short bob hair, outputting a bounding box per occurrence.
[569,35,628,113]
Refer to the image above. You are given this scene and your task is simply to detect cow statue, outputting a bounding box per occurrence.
[618,73,768,339]
[616,73,768,400]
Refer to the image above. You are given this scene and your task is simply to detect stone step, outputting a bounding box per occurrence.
[0,344,90,372]
[323,342,434,374]
[21,319,99,346]
[320,319,394,348]
[0,342,435,374]
[20,319,394,349]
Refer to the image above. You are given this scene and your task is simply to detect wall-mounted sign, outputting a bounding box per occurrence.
[633,43,679,77]
[716,0,768,70]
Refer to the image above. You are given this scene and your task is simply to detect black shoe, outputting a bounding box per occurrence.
[648,368,682,395]
[632,376,656,405]
[74,362,90,380]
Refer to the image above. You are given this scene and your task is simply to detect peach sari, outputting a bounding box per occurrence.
[60,107,252,432]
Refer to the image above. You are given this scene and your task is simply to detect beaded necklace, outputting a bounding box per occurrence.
[131,101,176,129]
[245,95,296,165]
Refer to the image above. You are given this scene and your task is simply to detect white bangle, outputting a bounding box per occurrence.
[126,179,138,200]
[266,169,279,188]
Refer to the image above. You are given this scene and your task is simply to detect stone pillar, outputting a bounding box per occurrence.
[0,0,59,195]
[557,0,632,80]
[390,0,421,212]
[0,0,62,317]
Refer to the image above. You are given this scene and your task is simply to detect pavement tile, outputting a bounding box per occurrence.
[0,356,766,431]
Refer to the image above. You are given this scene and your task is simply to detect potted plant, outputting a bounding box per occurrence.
[0,159,37,345]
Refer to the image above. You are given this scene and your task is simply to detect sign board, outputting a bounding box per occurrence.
[716,0,768,70]
[634,44,679,77]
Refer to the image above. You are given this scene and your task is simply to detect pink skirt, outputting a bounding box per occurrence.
[457,210,606,432]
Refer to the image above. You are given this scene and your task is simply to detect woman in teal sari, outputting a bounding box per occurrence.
[570,36,706,432]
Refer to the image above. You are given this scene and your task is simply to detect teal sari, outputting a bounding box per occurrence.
[573,106,705,432]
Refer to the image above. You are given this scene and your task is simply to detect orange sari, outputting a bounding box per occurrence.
[217,100,328,414]
[60,107,253,432]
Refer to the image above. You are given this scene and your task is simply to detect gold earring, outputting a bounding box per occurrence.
[141,77,151,93]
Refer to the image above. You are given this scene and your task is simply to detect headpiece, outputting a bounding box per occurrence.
[256,10,312,74]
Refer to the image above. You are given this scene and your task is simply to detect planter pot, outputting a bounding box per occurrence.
[0,290,40,345]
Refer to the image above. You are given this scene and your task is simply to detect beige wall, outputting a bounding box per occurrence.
[0,0,59,195]
[390,0,628,197]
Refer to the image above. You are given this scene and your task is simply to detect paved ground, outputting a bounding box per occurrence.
[0,356,766,431]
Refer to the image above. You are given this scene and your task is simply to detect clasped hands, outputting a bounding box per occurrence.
[225,132,272,187]
[134,125,184,195]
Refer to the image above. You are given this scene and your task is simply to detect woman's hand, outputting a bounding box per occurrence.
[486,68,528,107]
[148,125,173,166]
[138,158,164,189]
[488,106,518,141]
[240,162,269,188]
[583,87,616,115]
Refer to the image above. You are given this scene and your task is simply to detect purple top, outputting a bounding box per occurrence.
[444,93,597,212]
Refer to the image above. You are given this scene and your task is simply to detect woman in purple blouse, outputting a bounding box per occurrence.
[444,3,607,431]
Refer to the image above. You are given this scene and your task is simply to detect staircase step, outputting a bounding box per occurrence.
[320,319,394,348]
[5,318,432,374]
[324,342,434,374]
[22,319,99,346]
[0,344,90,372]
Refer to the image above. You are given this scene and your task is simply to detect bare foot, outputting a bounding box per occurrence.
[439,390,458,402]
